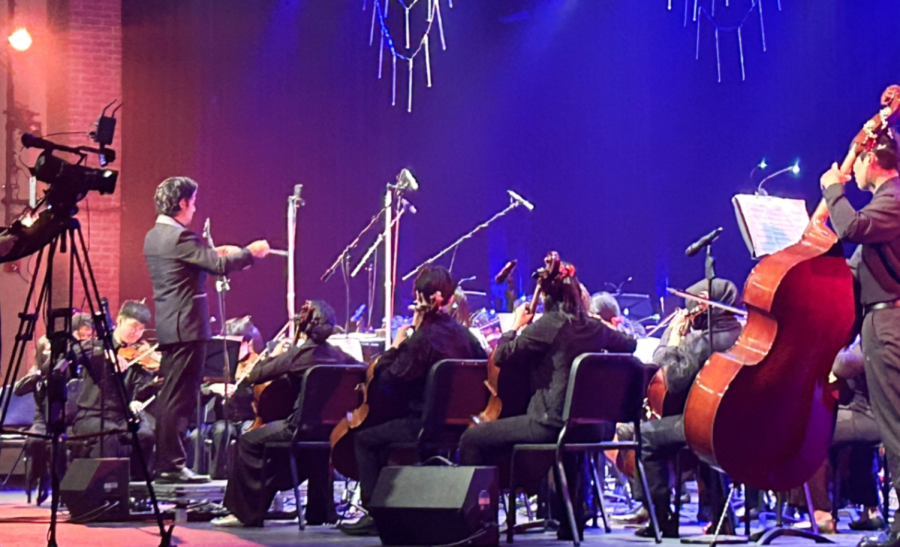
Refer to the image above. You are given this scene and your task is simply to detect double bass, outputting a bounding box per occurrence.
[683,85,900,491]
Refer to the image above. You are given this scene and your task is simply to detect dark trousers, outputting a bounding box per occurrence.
[157,341,207,473]
[640,414,730,531]
[458,414,588,540]
[209,419,252,480]
[354,417,422,508]
[222,419,334,525]
[862,308,900,531]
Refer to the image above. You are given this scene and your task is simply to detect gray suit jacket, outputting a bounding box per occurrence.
[143,216,254,345]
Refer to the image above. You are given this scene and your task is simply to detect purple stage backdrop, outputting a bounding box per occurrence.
[121,0,900,339]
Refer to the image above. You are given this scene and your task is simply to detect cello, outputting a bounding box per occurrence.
[329,292,445,479]
[683,85,900,491]
[475,252,561,424]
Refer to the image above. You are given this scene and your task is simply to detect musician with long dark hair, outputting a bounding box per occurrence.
[211,300,358,527]
[339,266,486,537]
[458,258,637,541]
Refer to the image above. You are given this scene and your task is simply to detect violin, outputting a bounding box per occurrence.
[118,343,161,369]
[682,86,900,491]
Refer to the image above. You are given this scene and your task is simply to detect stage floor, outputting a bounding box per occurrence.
[0,488,880,547]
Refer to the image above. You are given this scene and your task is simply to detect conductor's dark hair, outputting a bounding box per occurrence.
[154,176,198,217]
[118,300,152,327]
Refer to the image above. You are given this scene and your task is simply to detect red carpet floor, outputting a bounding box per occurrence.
[0,501,268,547]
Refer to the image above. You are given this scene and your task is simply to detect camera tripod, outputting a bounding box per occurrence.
[0,216,172,547]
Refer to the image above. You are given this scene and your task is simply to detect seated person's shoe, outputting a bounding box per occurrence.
[338,515,379,536]
[612,506,649,525]
[852,517,887,532]
[211,514,261,528]
[859,532,900,547]
[636,522,679,539]
[156,467,210,484]
[793,516,836,534]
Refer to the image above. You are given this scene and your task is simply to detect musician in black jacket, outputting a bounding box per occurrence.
[212,300,358,527]
[635,278,742,538]
[821,130,900,547]
[339,266,487,537]
[458,259,636,541]
[144,176,270,483]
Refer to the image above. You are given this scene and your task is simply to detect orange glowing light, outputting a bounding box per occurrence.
[8,28,32,52]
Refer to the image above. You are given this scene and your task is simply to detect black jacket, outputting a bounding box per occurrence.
[653,279,743,413]
[825,177,900,305]
[374,313,487,416]
[494,312,637,428]
[144,216,254,345]
[246,339,359,427]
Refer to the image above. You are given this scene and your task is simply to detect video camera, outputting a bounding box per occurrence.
[0,103,120,263]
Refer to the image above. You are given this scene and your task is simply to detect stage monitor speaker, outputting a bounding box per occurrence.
[60,458,130,522]
[369,466,499,546]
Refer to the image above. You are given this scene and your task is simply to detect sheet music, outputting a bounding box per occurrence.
[733,194,810,258]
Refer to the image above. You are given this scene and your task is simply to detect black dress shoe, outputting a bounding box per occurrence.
[851,517,887,532]
[858,531,900,547]
[338,515,379,537]
[156,467,211,484]
[635,522,679,539]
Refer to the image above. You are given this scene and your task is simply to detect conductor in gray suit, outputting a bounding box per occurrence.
[144,176,269,483]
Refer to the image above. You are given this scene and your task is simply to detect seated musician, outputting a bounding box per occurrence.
[338,266,487,537]
[60,301,156,463]
[202,316,263,479]
[213,300,358,528]
[590,291,646,337]
[635,279,742,538]
[458,259,637,542]
[13,337,53,505]
[788,340,883,533]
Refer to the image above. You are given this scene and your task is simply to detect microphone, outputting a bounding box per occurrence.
[508,190,534,211]
[401,198,417,214]
[203,218,211,240]
[494,260,517,284]
[351,304,367,323]
[685,227,723,257]
[398,168,419,191]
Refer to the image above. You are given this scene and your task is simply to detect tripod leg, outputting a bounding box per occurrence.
[71,225,173,546]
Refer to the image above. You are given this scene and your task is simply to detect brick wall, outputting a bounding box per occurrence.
[50,0,123,316]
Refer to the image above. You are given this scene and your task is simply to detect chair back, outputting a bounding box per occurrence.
[561,353,645,427]
[294,364,367,440]
[0,386,35,430]
[419,359,489,444]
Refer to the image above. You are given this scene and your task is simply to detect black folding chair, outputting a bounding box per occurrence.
[506,353,662,546]
[262,364,367,530]
[394,359,490,458]
[0,386,35,490]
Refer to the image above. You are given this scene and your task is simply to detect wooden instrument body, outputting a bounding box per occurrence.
[330,357,409,480]
[684,222,855,490]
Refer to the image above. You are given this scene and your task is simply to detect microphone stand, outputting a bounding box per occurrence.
[287,185,305,339]
[382,183,414,346]
[202,222,231,477]
[401,192,530,282]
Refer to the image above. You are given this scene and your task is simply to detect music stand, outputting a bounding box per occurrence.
[192,336,241,473]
